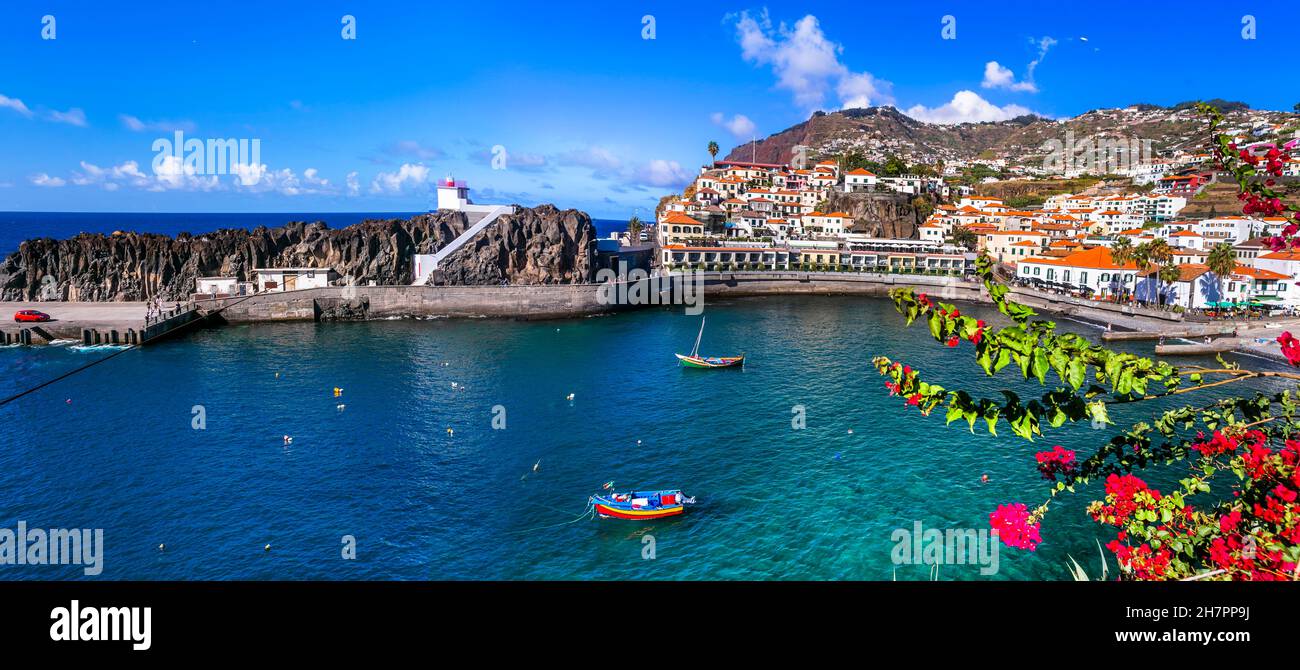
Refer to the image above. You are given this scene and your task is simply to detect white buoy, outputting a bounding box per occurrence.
[264,543,272,552]
[158,543,165,552]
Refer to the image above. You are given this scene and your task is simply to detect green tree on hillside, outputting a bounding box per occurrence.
[949,225,978,251]
[881,154,909,177]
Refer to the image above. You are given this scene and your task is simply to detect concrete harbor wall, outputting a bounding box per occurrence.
[195,273,986,323]
[198,284,627,322]
[700,271,985,302]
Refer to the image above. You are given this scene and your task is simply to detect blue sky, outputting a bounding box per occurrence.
[0,1,1295,218]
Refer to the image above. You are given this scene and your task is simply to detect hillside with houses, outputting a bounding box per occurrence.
[649,104,1300,311]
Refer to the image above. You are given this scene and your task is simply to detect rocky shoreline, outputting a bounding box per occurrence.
[0,205,597,302]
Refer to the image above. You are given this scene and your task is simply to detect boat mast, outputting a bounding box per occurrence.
[691,317,705,357]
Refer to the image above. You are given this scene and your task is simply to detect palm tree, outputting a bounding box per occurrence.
[1110,236,1133,266]
[1158,261,1182,309]
[1110,237,1133,300]
[707,141,719,165]
[1144,238,1172,266]
[627,215,643,243]
[949,225,978,251]
[1207,242,1237,307]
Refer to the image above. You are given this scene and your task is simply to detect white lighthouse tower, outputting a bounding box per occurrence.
[436,176,472,211]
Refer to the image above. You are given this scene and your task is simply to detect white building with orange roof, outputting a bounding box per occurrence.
[1224,264,1294,306]
[957,195,1004,209]
[1167,229,1205,250]
[1091,210,1145,235]
[919,220,949,244]
[813,160,839,177]
[659,212,707,245]
[1016,246,1141,298]
[803,211,855,236]
[1254,249,1300,287]
[844,168,878,192]
[983,230,1049,262]
[1195,216,1260,245]
[1261,217,1292,237]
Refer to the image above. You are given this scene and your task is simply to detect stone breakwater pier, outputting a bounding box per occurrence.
[2,273,1297,363]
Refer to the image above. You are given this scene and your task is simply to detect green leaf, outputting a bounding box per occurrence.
[1066,359,1085,391]
[1032,349,1049,385]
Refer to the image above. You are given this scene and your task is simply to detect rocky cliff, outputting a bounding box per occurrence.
[432,205,596,286]
[824,190,927,239]
[0,205,596,301]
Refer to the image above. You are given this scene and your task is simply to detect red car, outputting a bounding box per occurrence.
[14,309,51,323]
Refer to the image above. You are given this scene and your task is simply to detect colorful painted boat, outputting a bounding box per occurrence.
[592,489,696,520]
[675,353,745,368]
[676,317,743,369]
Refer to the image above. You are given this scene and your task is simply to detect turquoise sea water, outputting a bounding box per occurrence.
[0,295,1287,580]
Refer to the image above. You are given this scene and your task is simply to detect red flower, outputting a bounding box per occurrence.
[1191,430,1240,457]
[1273,483,1297,503]
[1035,445,1078,481]
[1278,332,1300,366]
[946,336,959,347]
[989,503,1042,551]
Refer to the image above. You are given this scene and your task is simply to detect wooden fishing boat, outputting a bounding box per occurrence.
[592,489,696,520]
[676,317,743,369]
[675,353,745,368]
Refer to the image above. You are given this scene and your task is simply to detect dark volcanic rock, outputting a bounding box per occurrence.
[0,205,596,301]
[824,190,925,239]
[434,204,596,286]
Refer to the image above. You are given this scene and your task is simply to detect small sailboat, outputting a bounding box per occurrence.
[675,317,744,368]
[592,488,696,520]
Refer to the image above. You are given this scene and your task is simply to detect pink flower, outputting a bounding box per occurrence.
[989,503,1042,551]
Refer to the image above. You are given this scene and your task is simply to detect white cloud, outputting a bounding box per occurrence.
[711,112,757,139]
[983,37,1057,93]
[731,11,893,111]
[229,165,336,196]
[980,61,1037,92]
[837,72,889,110]
[0,93,33,118]
[904,90,1037,125]
[46,107,87,126]
[230,162,268,187]
[346,171,360,196]
[151,155,221,191]
[119,114,196,133]
[48,158,343,196]
[370,163,431,194]
[30,173,65,187]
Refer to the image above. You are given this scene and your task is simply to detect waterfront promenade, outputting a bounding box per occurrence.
[3,273,1299,362]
